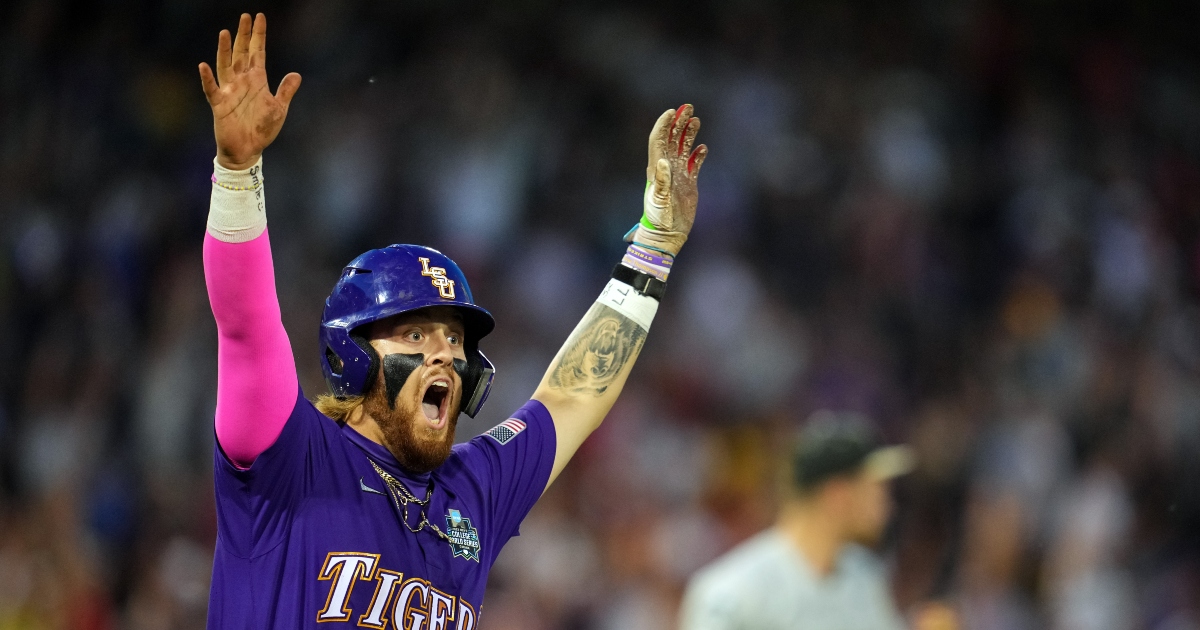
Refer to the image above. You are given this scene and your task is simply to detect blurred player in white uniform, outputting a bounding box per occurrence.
[679,412,915,630]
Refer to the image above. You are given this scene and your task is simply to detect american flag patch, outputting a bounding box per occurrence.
[485,418,527,445]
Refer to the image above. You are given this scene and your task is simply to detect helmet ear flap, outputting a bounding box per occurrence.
[350,334,380,394]
[455,344,495,418]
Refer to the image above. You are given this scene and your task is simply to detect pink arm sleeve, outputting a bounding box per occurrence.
[203,228,299,468]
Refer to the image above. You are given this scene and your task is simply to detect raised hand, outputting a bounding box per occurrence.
[630,104,708,256]
[198,13,301,170]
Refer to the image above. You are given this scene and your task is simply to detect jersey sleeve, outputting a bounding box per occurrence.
[456,400,557,548]
[211,386,335,558]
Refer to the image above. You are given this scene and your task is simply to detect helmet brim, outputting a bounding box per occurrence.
[333,301,496,343]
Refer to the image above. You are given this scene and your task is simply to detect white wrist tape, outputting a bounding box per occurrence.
[596,278,659,331]
[207,156,267,243]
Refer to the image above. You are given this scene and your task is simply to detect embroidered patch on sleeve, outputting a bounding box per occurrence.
[485,418,527,445]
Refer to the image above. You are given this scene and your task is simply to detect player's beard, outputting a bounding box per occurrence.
[361,377,461,474]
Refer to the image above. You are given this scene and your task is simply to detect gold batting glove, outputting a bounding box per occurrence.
[624,104,709,257]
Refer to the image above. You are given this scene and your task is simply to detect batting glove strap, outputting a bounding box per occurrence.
[611,264,666,302]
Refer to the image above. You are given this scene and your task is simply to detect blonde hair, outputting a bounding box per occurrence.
[313,393,365,423]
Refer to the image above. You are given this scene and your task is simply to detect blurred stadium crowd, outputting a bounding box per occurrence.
[3,0,1200,628]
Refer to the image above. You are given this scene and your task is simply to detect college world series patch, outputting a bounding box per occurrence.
[484,418,526,445]
[445,509,481,562]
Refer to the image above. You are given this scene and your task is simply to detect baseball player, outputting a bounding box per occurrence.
[679,412,915,630]
[196,13,707,630]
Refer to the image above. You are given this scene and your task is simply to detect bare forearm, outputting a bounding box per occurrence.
[533,302,648,429]
[534,276,659,487]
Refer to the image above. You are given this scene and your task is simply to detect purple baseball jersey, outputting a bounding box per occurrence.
[206,387,556,629]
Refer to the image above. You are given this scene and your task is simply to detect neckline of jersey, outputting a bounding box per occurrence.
[340,422,433,487]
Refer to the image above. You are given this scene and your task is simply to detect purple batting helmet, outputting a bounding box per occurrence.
[319,244,496,417]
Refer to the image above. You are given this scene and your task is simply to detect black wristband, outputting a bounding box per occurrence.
[612,264,667,301]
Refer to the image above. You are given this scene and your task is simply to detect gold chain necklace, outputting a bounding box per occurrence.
[368,460,450,543]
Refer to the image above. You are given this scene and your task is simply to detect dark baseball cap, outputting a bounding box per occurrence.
[792,410,915,491]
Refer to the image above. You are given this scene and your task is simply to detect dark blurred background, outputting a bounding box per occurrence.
[3,0,1200,627]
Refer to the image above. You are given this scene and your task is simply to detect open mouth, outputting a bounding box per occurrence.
[420,379,451,428]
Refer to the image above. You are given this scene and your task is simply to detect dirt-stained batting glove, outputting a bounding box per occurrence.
[624,104,708,257]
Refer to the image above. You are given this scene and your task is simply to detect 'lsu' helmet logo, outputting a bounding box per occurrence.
[419,257,456,299]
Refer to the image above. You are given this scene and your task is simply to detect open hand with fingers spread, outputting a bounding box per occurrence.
[626,104,709,257]
[198,13,301,170]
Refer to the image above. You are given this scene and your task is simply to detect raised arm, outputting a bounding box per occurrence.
[533,105,707,487]
[198,13,302,467]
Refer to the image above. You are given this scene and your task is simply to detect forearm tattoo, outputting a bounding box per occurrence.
[548,303,647,397]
